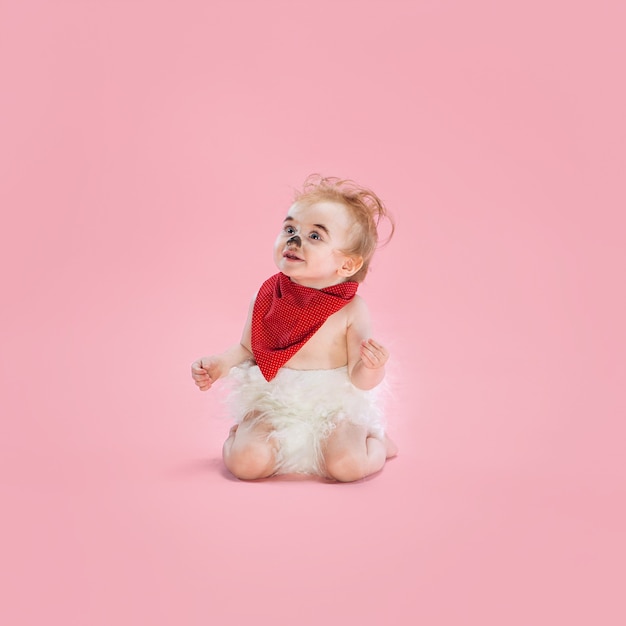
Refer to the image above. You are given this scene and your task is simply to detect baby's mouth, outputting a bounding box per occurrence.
[283,250,303,261]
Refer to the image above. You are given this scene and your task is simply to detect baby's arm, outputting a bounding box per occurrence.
[191,296,255,391]
[346,296,389,390]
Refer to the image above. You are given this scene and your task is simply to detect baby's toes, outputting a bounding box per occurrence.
[384,435,399,459]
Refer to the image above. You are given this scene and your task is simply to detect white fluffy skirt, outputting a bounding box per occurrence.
[225,363,386,476]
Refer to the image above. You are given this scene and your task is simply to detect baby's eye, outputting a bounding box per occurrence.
[309,232,321,241]
[284,226,296,235]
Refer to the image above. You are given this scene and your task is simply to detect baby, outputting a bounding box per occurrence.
[191,175,398,482]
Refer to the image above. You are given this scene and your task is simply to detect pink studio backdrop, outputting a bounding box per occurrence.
[1,1,624,625]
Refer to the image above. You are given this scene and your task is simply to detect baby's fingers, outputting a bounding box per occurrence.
[361,339,385,356]
[360,339,389,368]
[194,377,213,391]
[360,352,377,368]
[360,343,380,366]
[365,338,388,354]
[191,362,213,389]
[191,367,209,380]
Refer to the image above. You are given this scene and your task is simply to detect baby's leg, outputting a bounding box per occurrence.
[323,420,390,482]
[222,412,278,480]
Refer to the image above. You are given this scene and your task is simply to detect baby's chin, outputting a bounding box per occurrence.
[276,258,305,274]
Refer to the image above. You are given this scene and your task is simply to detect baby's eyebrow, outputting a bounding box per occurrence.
[283,216,329,236]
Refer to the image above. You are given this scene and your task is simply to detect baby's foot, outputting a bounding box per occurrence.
[384,435,399,459]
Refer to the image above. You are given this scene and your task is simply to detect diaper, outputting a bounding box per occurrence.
[226,363,386,476]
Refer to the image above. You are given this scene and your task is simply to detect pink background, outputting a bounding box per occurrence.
[1,0,624,624]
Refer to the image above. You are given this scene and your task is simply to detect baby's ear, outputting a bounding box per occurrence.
[339,255,363,278]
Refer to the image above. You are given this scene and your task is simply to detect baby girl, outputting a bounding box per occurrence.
[191,175,398,481]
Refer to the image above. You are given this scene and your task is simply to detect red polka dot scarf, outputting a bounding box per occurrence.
[251,272,359,381]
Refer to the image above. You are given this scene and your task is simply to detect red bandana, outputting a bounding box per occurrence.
[251,272,358,381]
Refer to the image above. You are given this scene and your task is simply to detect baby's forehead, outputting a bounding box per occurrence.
[285,200,349,222]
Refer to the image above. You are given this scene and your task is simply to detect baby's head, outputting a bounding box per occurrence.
[292,175,394,283]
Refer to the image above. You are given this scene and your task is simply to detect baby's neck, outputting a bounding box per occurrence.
[286,276,354,290]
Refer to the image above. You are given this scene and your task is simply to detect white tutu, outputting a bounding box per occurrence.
[225,363,386,476]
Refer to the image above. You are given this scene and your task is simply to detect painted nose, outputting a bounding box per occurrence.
[286,235,301,247]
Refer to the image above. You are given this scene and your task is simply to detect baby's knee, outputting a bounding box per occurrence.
[325,451,367,483]
[224,441,275,480]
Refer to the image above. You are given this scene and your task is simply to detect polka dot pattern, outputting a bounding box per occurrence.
[251,272,359,381]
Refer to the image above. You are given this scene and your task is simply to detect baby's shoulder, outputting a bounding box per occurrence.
[343,294,370,321]
[346,293,367,308]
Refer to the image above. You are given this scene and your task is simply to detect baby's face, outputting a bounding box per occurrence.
[274,201,357,288]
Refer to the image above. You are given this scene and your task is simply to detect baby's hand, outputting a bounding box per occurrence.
[191,356,224,391]
[360,338,389,370]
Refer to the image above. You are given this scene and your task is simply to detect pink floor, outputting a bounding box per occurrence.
[2,1,624,624]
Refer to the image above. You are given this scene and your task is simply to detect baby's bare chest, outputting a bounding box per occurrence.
[284,311,349,369]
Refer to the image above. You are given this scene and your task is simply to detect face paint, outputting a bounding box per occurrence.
[286,234,301,247]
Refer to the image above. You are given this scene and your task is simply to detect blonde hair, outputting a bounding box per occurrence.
[293,174,394,282]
